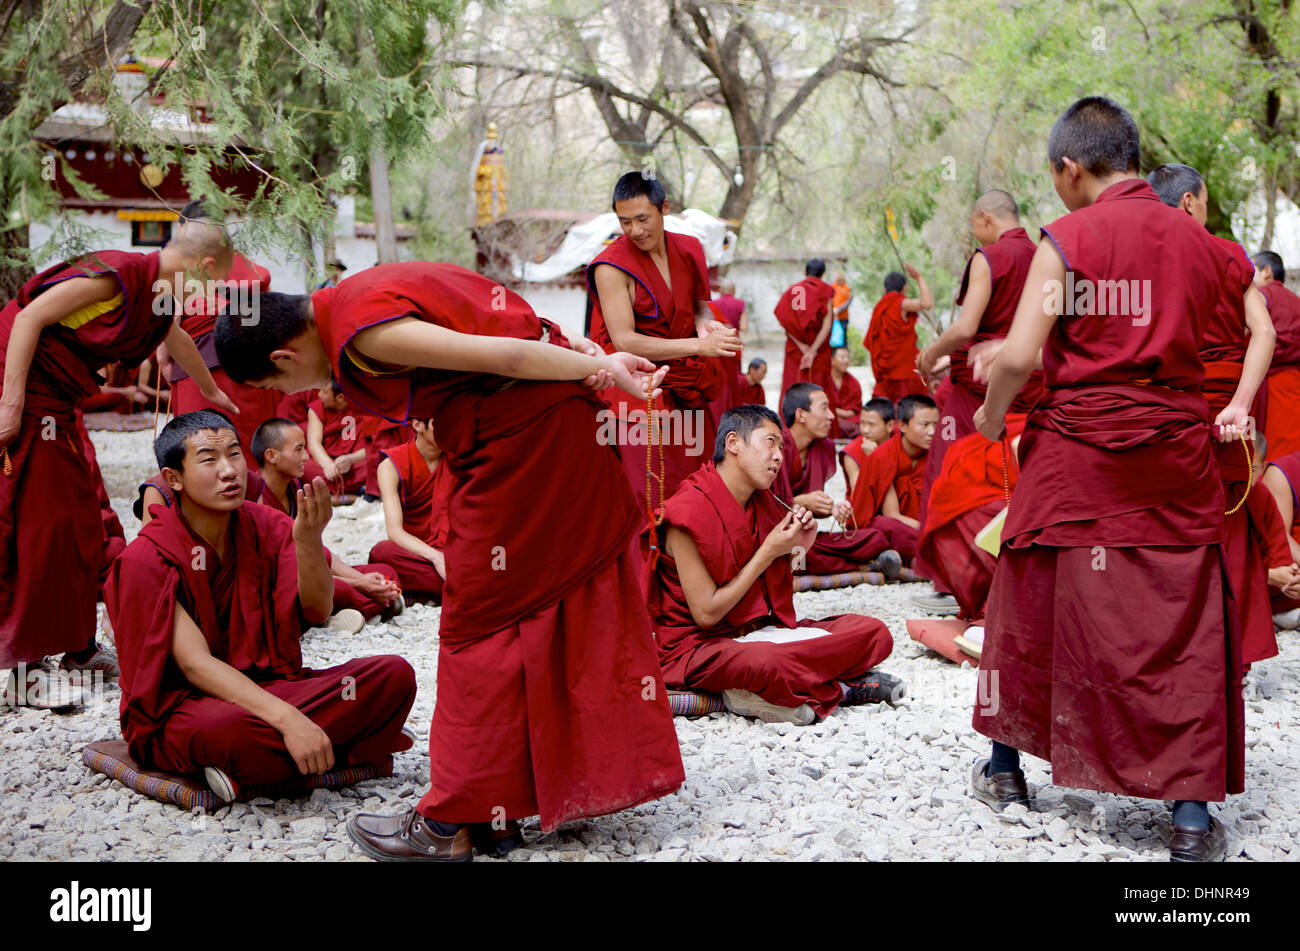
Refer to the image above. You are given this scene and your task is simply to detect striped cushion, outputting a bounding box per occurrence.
[81,739,394,810]
[667,690,725,717]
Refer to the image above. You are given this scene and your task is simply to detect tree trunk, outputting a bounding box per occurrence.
[1262,170,1276,249]
[369,138,399,264]
[0,220,32,306]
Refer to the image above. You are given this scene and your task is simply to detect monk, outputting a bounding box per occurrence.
[735,357,767,406]
[711,278,747,415]
[214,259,684,861]
[849,394,938,561]
[0,222,237,709]
[587,172,739,513]
[840,396,894,494]
[106,412,417,804]
[774,258,835,397]
[916,191,1043,513]
[1261,450,1300,623]
[864,265,932,401]
[1149,162,1278,666]
[825,346,863,439]
[306,382,367,500]
[651,404,903,724]
[165,203,279,472]
[775,383,903,578]
[78,360,147,414]
[1252,251,1300,461]
[367,418,453,605]
[969,96,1245,862]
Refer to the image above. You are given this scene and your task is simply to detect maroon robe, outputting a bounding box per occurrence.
[0,250,171,667]
[651,462,892,718]
[586,232,722,514]
[825,368,863,440]
[977,178,1242,802]
[774,276,835,397]
[865,291,926,399]
[848,431,926,559]
[311,261,683,831]
[106,500,415,785]
[734,374,766,407]
[368,440,454,604]
[1261,280,1300,460]
[307,397,368,494]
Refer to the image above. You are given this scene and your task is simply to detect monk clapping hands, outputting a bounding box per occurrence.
[696,320,742,360]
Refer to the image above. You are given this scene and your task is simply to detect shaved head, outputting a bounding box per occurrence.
[973,189,1019,222]
[168,218,234,271]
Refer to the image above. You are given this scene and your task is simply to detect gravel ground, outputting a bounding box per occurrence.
[1,423,1296,863]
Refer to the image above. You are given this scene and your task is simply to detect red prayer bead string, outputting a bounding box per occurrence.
[1,446,11,477]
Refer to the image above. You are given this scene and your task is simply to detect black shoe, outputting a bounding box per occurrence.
[968,757,1030,812]
[1169,817,1227,863]
[468,820,525,858]
[842,669,907,706]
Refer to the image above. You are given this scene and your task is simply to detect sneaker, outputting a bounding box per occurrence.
[203,766,238,804]
[328,608,366,634]
[722,689,816,725]
[400,726,419,747]
[969,756,1030,812]
[954,625,984,659]
[380,595,406,622]
[1,662,86,709]
[60,643,121,682]
[842,669,907,706]
[1169,817,1227,863]
[1273,607,1300,630]
[910,591,960,615]
[866,549,903,580]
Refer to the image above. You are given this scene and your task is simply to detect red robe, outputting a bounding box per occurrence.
[313,261,683,830]
[0,250,171,666]
[865,291,926,400]
[773,427,897,572]
[848,430,926,558]
[368,440,455,603]
[1261,280,1300,461]
[774,276,835,398]
[734,374,766,407]
[307,397,368,494]
[105,500,415,784]
[917,417,1025,618]
[704,298,745,426]
[78,361,141,414]
[170,254,279,472]
[977,178,1242,802]
[586,232,722,514]
[825,369,863,440]
[276,390,315,429]
[650,462,892,718]
[1266,451,1300,614]
[839,434,872,489]
[74,410,127,590]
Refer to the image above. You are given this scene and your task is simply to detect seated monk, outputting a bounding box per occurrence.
[106,411,417,803]
[369,418,453,605]
[840,396,895,494]
[651,404,904,724]
[306,381,367,501]
[77,361,148,414]
[1259,450,1300,624]
[825,346,863,439]
[848,393,939,562]
[734,357,767,407]
[774,382,903,578]
[917,415,1026,619]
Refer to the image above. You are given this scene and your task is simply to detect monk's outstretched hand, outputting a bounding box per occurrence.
[293,476,333,543]
[203,387,241,417]
[606,352,668,401]
[696,321,741,359]
[974,403,1006,442]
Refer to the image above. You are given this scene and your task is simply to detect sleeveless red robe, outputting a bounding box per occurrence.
[848,430,925,558]
[825,368,863,439]
[368,440,454,603]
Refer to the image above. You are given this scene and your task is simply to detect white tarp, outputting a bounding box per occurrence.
[512,207,737,283]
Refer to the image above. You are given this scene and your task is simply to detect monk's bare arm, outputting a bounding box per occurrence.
[377,459,445,573]
[901,268,934,313]
[292,478,335,624]
[920,255,990,374]
[843,456,861,496]
[880,485,920,529]
[1262,467,1300,564]
[978,242,1062,434]
[170,602,335,774]
[804,311,834,364]
[162,323,239,416]
[303,409,339,480]
[1220,286,1276,437]
[138,486,167,525]
[666,525,781,630]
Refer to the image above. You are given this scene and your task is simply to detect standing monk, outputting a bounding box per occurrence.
[825,346,863,439]
[1149,163,1278,666]
[969,97,1244,862]
[705,279,747,424]
[215,260,684,861]
[774,258,835,398]
[916,191,1042,513]
[831,270,854,344]
[587,172,739,513]
[0,223,237,709]
[865,266,932,402]
[1252,251,1300,461]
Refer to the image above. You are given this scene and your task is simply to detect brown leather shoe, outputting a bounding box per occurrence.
[1169,817,1227,863]
[468,819,525,858]
[346,808,472,862]
[969,756,1030,811]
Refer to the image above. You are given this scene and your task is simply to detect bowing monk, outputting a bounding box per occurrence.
[0,222,237,709]
[774,383,903,578]
[587,172,739,512]
[916,191,1042,513]
[368,419,454,605]
[215,260,684,861]
[774,258,836,397]
[825,346,863,439]
[848,394,938,561]
[840,396,894,494]
[970,97,1246,863]
[864,265,932,401]
[106,412,417,804]
[735,357,767,406]
[651,404,903,725]
[1252,251,1300,461]
[1149,163,1278,666]
[306,382,367,501]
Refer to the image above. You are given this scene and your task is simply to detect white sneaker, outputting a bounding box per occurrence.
[1273,608,1300,631]
[328,608,366,634]
[722,689,816,725]
[1,662,86,709]
[203,766,238,804]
